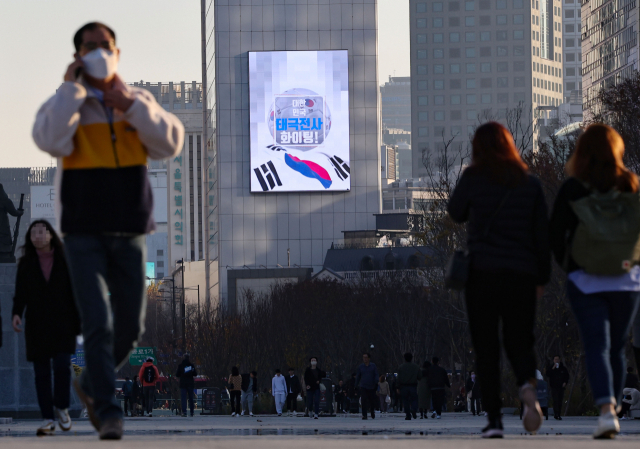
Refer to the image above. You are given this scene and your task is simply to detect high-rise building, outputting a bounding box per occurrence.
[380,76,412,132]
[581,0,637,117]
[201,0,381,310]
[561,0,582,102]
[410,0,565,177]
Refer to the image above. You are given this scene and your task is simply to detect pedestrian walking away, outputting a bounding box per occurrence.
[334,380,347,413]
[426,358,450,420]
[377,375,391,414]
[304,357,326,419]
[138,357,160,418]
[228,367,242,416]
[396,353,421,420]
[466,372,482,416]
[549,124,640,439]
[131,375,142,417]
[356,353,380,420]
[418,361,432,418]
[122,377,133,417]
[448,122,549,439]
[176,353,198,417]
[32,21,184,440]
[546,356,569,420]
[12,220,81,436]
[285,368,301,416]
[272,369,287,416]
[241,371,258,416]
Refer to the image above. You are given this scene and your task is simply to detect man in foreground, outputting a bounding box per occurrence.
[32,22,184,439]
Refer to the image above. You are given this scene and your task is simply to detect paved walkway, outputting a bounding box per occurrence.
[1,412,639,447]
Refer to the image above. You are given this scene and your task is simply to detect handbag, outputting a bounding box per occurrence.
[445,190,512,290]
[385,395,391,404]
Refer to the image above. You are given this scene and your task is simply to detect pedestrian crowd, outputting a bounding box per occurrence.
[2,18,640,443]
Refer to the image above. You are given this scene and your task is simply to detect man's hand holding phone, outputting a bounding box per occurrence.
[64,57,84,82]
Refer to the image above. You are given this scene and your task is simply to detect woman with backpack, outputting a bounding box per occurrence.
[138,357,160,417]
[12,220,81,435]
[448,122,550,438]
[549,124,640,439]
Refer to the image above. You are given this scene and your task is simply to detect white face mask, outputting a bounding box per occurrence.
[311,361,317,367]
[82,48,118,80]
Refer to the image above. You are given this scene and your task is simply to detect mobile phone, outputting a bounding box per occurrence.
[75,66,83,79]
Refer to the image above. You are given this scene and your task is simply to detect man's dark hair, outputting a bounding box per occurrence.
[73,22,116,52]
[125,376,130,381]
[309,356,318,362]
[432,357,440,365]
[275,369,281,374]
[404,352,413,362]
[553,355,561,360]
[363,352,371,359]
[289,367,295,371]
[251,371,257,376]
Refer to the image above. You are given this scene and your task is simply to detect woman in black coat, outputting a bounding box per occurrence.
[12,220,81,435]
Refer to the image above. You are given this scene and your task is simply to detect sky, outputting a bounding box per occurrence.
[0,0,409,168]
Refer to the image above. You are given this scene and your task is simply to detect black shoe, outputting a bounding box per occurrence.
[405,416,411,420]
[371,413,375,419]
[412,412,417,419]
[362,416,368,420]
[99,418,123,440]
[558,416,563,420]
[481,419,504,439]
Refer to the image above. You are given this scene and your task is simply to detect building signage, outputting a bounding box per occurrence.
[249,50,350,192]
[129,347,157,366]
[30,186,56,222]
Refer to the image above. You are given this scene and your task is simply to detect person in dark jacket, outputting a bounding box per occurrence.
[549,125,640,440]
[241,371,258,416]
[448,122,549,438]
[131,375,142,416]
[176,353,198,417]
[122,377,133,417]
[12,220,81,436]
[334,380,347,413]
[346,373,358,413]
[426,357,450,419]
[303,357,326,419]
[545,356,569,420]
[465,372,482,416]
[396,352,422,420]
[284,368,300,416]
[356,353,380,420]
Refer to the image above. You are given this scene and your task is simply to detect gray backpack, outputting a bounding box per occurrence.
[570,189,640,275]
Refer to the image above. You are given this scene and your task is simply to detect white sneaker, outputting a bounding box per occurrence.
[231,412,236,417]
[250,412,254,417]
[594,412,620,439]
[241,411,245,416]
[37,419,56,436]
[431,411,436,419]
[436,415,441,419]
[55,407,72,432]
[314,413,319,419]
[519,382,543,433]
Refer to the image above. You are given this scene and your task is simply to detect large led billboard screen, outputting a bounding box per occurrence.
[249,50,350,192]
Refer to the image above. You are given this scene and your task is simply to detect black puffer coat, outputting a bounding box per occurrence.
[448,167,551,285]
[12,250,81,361]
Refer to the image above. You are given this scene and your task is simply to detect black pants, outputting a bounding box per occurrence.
[361,388,377,417]
[181,388,195,415]
[123,396,133,415]
[33,353,71,421]
[470,396,482,415]
[618,401,631,418]
[143,386,155,414]
[286,393,297,412]
[336,395,345,412]
[401,386,418,417]
[230,390,241,414]
[551,387,564,417]
[465,270,537,419]
[431,389,446,415]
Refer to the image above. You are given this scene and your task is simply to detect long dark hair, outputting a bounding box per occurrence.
[20,220,64,260]
[231,366,239,376]
[471,122,528,186]
[566,124,638,193]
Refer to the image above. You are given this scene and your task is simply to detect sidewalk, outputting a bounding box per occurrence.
[1,412,639,447]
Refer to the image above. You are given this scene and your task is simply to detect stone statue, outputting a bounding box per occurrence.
[0,184,24,262]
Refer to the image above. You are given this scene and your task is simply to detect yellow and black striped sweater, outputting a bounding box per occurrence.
[33,76,184,234]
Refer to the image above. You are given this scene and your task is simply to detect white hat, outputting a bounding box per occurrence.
[535,370,543,381]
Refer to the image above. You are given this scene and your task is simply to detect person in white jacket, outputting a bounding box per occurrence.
[272,370,287,416]
[619,388,640,419]
[31,22,184,441]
